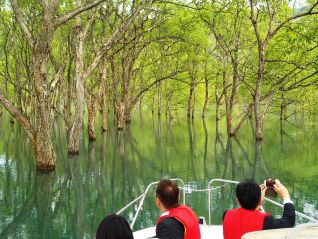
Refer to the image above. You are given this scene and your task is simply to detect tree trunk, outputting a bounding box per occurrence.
[157,82,162,117]
[8,0,105,171]
[280,95,287,121]
[63,53,73,130]
[216,103,221,135]
[117,102,125,130]
[151,91,155,114]
[192,87,196,119]
[9,116,15,124]
[167,92,173,120]
[87,98,97,141]
[110,56,118,121]
[223,69,234,136]
[99,59,107,132]
[100,90,107,132]
[215,82,221,135]
[117,56,129,128]
[280,104,285,121]
[139,69,144,111]
[202,73,209,118]
[254,47,265,141]
[33,53,56,171]
[124,107,131,123]
[187,81,194,118]
[254,101,264,140]
[68,3,85,154]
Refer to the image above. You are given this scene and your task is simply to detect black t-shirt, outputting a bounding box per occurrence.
[155,217,184,239]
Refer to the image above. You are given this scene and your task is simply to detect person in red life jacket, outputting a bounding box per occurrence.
[223,179,295,239]
[153,179,201,239]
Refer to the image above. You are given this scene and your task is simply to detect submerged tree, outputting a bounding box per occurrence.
[0,0,317,172]
[0,0,105,170]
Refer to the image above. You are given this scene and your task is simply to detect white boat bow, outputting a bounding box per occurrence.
[133,225,223,239]
[134,223,318,239]
[116,178,318,239]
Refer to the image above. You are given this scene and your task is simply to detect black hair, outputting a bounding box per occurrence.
[156,179,179,209]
[236,180,261,210]
[96,214,134,239]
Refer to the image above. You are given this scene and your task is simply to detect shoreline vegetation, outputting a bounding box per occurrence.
[0,0,317,171]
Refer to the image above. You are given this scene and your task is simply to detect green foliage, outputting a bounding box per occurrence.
[0,0,317,123]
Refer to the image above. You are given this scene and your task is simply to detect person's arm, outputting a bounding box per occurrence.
[263,180,296,230]
[263,202,296,229]
[156,217,184,239]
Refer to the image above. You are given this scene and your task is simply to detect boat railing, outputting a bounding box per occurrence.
[207,178,318,224]
[116,178,185,230]
[117,178,318,230]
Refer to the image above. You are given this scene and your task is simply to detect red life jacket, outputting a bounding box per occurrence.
[157,205,201,239]
[223,208,270,239]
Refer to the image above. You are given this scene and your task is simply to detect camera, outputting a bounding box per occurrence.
[265,180,276,188]
[265,179,277,197]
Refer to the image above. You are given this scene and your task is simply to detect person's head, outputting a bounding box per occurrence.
[155,179,179,211]
[236,180,262,210]
[96,214,133,239]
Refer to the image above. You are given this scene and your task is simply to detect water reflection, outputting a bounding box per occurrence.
[0,113,317,237]
[188,118,197,180]
[202,118,208,178]
[69,155,85,238]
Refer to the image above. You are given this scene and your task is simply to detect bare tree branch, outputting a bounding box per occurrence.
[129,70,185,108]
[83,0,150,79]
[54,0,106,27]
[157,0,198,10]
[269,1,318,40]
[283,70,318,91]
[9,0,35,47]
[0,91,35,143]
[265,59,310,69]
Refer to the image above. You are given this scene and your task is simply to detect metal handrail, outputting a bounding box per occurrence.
[116,178,185,230]
[116,178,318,231]
[207,178,318,224]
[208,179,239,224]
[116,193,146,215]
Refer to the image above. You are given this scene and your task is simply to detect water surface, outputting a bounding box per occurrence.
[0,112,317,238]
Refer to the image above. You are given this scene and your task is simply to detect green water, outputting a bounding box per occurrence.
[0,112,317,238]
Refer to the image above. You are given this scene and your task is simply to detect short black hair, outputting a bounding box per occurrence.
[156,179,179,209]
[236,180,261,210]
[96,214,134,239]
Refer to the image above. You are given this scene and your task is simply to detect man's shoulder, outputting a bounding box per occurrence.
[159,217,183,227]
[156,217,184,239]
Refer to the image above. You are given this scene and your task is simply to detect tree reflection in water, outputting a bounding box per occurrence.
[0,114,317,237]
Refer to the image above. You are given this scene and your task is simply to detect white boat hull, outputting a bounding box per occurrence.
[134,223,318,239]
[133,225,224,239]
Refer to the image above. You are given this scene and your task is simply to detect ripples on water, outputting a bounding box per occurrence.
[0,113,317,238]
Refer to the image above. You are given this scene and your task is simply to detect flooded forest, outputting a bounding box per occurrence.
[0,0,318,238]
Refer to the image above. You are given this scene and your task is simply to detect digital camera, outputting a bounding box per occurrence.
[265,179,277,197]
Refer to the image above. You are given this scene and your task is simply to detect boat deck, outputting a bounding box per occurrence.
[120,178,318,239]
[133,225,223,239]
[134,223,318,239]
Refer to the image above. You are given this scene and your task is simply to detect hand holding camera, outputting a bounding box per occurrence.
[263,179,290,200]
[265,179,275,188]
[272,179,290,201]
[264,179,277,197]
